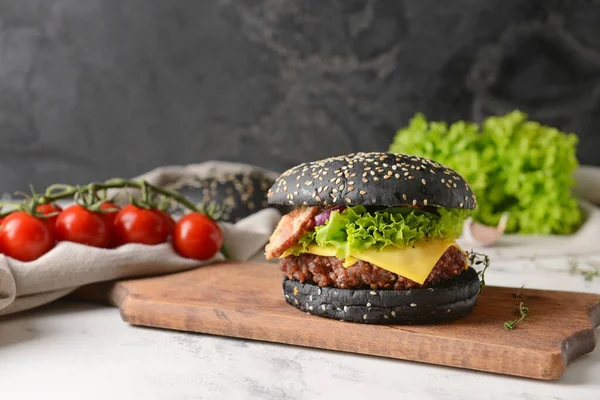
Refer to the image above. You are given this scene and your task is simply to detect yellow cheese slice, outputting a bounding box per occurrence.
[301,241,465,285]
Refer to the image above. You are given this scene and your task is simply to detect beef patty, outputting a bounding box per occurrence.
[279,246,467,290]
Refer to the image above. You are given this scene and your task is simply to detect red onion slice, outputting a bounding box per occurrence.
[315,205,346,226]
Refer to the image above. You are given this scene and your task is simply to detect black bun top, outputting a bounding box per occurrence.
[267,152,476,209]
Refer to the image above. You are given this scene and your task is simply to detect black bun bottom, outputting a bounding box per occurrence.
[282,268,480,325]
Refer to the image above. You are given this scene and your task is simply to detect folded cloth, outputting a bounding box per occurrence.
[0,162,283,317]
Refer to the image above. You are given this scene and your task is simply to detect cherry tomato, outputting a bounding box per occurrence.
[113,204,169,246]
[173,212,222,260]
[98,202,120,247]
[0,211,55,261]
[36,203,63,237]
[99,202,120,226]
[55,205,111,248]
[154,210,176,236]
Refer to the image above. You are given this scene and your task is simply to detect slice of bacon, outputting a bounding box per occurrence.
[265,206,320,260]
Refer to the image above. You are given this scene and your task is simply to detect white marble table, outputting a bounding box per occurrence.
[1,256,599,400]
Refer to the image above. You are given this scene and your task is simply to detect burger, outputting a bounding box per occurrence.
[264,152,480,324]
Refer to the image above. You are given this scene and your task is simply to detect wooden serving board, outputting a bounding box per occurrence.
[72,261,600,380]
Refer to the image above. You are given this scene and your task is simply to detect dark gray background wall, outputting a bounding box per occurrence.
[0,0,598,193]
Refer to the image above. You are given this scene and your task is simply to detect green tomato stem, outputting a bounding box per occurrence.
[40,179,199,213]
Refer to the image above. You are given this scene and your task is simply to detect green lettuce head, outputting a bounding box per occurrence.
[389,111,582,234]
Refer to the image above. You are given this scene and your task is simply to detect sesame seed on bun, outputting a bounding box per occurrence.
[267,152,476,209]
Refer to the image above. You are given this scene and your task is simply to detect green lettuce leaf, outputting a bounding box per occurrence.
[286,206,469,259]
[389,111,582,234]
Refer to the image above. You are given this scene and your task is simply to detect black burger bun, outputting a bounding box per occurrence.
[158,164,291,223]
[283,268,480,325]
[268,152,476,210]
[178,171,277,223]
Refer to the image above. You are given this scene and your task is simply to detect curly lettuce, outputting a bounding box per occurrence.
[287,206,469,259]
[389,111,582,234]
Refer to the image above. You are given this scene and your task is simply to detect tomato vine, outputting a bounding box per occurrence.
[0,178,230,261]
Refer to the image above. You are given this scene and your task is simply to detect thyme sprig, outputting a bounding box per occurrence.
[468,250,491,294]
[582,270,600,282]
[504,286,528,330]
[569,258,600,282]
[504,302,529,330]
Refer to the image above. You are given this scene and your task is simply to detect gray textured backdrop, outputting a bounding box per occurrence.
[0,0,599,193]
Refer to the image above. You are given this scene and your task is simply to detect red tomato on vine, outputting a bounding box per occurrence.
[0,211,55,261]
[99,202,120,226]
[173,212,222,260]
[36,203,63,237]
[55,205,111,248]
[113,205,169,246]
[154,210,176,236]
[98,202,120,247]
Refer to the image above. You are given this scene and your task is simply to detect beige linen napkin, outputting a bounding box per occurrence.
[0,161,283,317]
